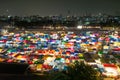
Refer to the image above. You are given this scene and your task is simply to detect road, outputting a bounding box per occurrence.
[0,73,47,80]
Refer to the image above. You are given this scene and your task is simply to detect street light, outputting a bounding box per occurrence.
[77,25,82,29]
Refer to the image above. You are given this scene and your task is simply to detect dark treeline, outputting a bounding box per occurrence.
[0,15,120,29]
[14,20,77,28]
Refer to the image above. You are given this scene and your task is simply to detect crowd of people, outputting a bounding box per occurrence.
[0,30,119,72]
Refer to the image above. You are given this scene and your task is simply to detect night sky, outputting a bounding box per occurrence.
[0,0,120,16]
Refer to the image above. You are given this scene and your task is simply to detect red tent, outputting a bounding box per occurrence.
[103,63,117,69]
[113,48,120,51]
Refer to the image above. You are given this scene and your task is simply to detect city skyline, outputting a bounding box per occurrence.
[0,0,120,16]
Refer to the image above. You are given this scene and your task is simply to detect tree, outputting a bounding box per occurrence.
[67,61,99,80]
[48,61,100,80]
[48,71,70,80]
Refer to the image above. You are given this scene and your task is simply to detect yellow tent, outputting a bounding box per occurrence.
[0,49,2,52]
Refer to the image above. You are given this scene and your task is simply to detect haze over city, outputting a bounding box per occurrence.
[0,0,120,16]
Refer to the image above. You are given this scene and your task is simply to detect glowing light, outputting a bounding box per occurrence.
[77,25,82,29]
